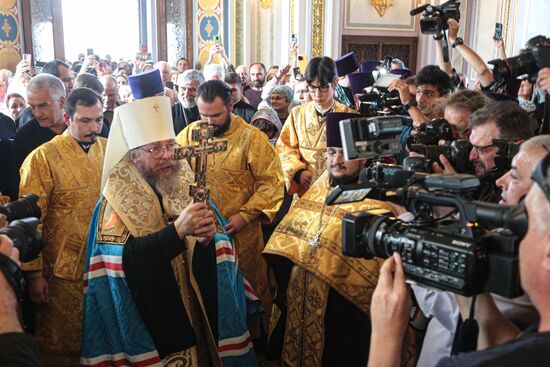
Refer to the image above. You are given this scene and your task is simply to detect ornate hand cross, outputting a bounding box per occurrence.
[173,121,227,202]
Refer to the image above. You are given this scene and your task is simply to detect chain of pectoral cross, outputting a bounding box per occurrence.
[173,121,227,203]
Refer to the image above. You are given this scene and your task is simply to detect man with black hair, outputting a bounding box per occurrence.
[389,64,451,125]
[244,62,267,108]
[276,56,357,197]
[176,56,189,73]
[176,80,284,330]
[224,72,256,123]
[18,87,106,366]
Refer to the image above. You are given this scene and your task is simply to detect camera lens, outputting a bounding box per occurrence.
[0,194,41,222]
[0,218,43,262]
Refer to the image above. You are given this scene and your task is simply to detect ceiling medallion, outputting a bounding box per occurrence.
[370,0,396,17]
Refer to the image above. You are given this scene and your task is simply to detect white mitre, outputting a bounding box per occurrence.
[101,95,175,190]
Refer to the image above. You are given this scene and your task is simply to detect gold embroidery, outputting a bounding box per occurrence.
[282,267,328,367]
[97,200,130,244]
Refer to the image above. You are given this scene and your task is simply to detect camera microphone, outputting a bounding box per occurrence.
[410,4,429,16]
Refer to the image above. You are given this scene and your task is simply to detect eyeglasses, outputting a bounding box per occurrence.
[307,83,330,94]
[531,152,550,203]
[327,149,344,159]
[471,143,497,155]
[140,143,179,159]
[270,95,285,101]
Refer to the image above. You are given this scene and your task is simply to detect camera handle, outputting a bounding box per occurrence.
[539,93,550,135]
[442,31,451,63]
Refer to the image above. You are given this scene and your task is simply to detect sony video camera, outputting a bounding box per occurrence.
[489,35,550,84]
[411,0,461,35]
[336,168,525,297]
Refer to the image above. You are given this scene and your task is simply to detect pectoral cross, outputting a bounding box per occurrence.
[174,121,227,202]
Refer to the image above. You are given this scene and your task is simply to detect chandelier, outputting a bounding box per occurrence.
[370,0,396,17]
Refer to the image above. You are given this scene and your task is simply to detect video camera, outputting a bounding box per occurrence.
[489,35,550,85]
[407,139,473,174]
[358,88,407,117]
[0,194,43,263]
[411,0,460,35]
[406,118,453,148]
[339,115,406,160]
[333,166,525,297]
[0,194,43,301]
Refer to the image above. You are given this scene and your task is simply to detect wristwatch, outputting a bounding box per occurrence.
[403,99,418,110]
[452,37,464,48]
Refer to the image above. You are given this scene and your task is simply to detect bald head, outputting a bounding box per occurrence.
[154,61,171,85]
[101,75,119,111]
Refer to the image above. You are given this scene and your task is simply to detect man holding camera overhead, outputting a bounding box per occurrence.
[18,87,106,366]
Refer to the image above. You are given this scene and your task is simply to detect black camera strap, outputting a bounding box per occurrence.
[0,253,25,303]
[457,295,479,352]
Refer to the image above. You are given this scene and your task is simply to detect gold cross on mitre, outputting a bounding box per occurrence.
[173,121,227,202]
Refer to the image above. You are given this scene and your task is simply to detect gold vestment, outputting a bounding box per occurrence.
[176,114,284,312]
[264,171,417,367]
[100,157,221,367]
[19,130,106,366]
[276,101,357,195]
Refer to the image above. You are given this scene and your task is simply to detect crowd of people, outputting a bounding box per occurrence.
[1,15,550,367]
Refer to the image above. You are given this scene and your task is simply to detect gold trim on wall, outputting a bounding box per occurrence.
[311,0,324,57]
[502,0,511,45]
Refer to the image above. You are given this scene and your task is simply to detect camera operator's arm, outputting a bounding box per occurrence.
[0,214,7,228]
[447,19,494,88]
[367,253,411,367]
[495,38,507,61]
[435,37,453,75]
[19,153,54,304]
[538,68,550,94]
[387,79,429,126]
[455,293,520,350]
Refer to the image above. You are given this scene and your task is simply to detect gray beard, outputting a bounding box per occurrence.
[140,162,184,196]
[181,99,196,109]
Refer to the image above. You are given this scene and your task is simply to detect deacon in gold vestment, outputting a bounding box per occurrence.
[176,80,284,315]
[264,113,418,367]
[276,56,357,196]
[18,88,107,366]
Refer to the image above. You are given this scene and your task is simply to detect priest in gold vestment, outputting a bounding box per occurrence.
[176,80,284,316]
[276,56,357,197]
[264,113,417,367]
[18,88,107,366]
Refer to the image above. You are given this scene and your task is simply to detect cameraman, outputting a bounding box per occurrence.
[0,217,41,367]
[444,89,488,140]
[434,102,533,201]
[450,135,550,352]
[367,152,550,367]
[388,65,451,125]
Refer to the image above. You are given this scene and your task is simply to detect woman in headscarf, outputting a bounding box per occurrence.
[250,108,282,146]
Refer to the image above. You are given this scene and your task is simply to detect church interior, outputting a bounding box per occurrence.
[1,0,550,366]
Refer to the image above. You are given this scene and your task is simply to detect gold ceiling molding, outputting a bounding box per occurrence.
[370,0,396,17]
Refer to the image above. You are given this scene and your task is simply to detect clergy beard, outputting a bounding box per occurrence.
[212,113,232,137]
[329,173,360,187]
[136,160,183,196]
